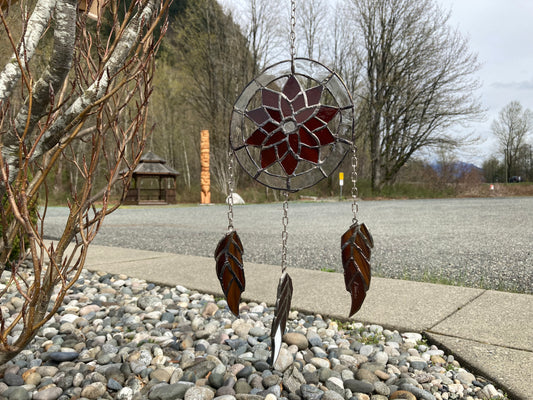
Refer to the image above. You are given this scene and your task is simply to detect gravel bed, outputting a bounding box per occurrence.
[43,197,533,293]
[0,269,508,400]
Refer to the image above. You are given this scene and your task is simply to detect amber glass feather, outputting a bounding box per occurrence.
[214,230,245,316]
[341,222,374,317]
[270,272,293,366]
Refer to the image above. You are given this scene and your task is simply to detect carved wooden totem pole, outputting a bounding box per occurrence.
[200,130,211,204]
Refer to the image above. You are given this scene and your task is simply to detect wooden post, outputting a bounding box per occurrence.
[200,130,211,204]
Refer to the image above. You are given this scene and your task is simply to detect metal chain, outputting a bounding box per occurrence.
[227,151,235,231]
[290,0,296,72]
[280,191,289,273]
[351,144,359,224]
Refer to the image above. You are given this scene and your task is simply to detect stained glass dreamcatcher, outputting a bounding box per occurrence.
[215,0,373,366]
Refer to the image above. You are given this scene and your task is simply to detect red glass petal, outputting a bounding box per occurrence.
[292,94,305,112]
[316,106,339,123]
[299,127,318,147]
[289,133,299,153]
[262,89,279,109]
[305,86,323,106]
[300,146,319,163]
[315,127,335,145]
[267,108,282,122]
[246,108,270,125]
[304,117,325,132]
[277,141,288,158]
[261,146,277,169]
[281,97,292,118]
[295,107,315,123]
[246,129,267,146]
[283,76,302,101]
[262,121,279,134]
[281,152,298,175]
[264,131,286,146]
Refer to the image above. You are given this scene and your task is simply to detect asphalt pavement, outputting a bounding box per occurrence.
[44,197,533,293]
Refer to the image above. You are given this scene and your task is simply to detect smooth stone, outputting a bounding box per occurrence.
[344,379,374,394]
[456,371,476,385]
[299,384,324,400]
[108,378,123,391]
[283,332,309,350]
[149,381,194,400]
[4,372,24,386]
[48,352,79,362]
[234,379,252,394]
[32,387,63,400]
[248,327,266,337]
[355,368,378,383]
[262,374,281,387]
[399,384,436,400]
[2,387,30,400]
[184,386,215,400]
[310,357,330,369]
[322,390,344,400]
[374,381,390,396]
[325,376,344,395]
[209,364,226,389]
[390,391,416,400]
[150,369,171,383]
[215,386,236,397]
[35,367,58,378]
[80,382,107,399]
[407,356,427,371]
[273,347,293,372]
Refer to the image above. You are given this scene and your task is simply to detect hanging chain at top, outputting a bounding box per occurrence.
[351,144,359,224]
[227,151,236,231]
[280,191,289,273]
[290,0,296,72]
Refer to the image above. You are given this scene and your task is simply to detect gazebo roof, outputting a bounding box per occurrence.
[128,151,179,176]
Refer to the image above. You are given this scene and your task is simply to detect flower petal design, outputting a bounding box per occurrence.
[246,108,270,126]
[246,130,267,146]
[305,86,323,106]
[244,74,342,177]
[262,89,280,109]
[295,108,315,124]
[264,131,286,147]
[281,152,298,175]
[315,127,335,145]
[299,128,319,147]
[316,105,339,123]
[300,146,319,163]
[261,146,277,169]
[266,108,282,123]
[283,76,302,100]
[304,117,325,132]
[292,94,306,113]
[289,133,299,153]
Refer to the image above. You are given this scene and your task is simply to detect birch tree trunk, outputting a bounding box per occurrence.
[0,0,170,363]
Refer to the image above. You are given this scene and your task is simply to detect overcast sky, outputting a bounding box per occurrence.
[219,0,533,165]
[439,0,533,163]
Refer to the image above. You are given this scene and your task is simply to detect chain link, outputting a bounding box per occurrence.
[227,151,235,231]
[351,144,359,224]
[280,191,289,273]
[290,0,296,72]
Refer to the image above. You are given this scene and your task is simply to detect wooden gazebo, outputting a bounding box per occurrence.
[124,151,179,205]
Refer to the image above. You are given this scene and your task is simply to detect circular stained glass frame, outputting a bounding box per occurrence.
[230,58,355,192]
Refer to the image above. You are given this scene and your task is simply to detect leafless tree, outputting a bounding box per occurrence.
[491,100,533,182]
[172,0,253,195]
[348,0,483,191]
[0,0,170,363]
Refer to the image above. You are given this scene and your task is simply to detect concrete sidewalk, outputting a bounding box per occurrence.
[81,244,532,400]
